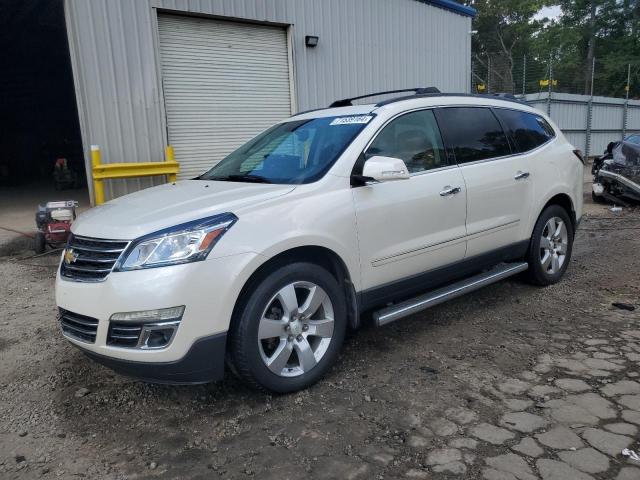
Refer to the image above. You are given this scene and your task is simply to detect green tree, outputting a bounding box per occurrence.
[470,0,640,97]
[470,0,549,92]
[545,0,640,96]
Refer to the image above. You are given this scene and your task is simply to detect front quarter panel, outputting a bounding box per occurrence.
[223,182,362,291]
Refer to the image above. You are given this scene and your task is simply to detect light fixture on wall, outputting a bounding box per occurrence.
[305,35,319,47]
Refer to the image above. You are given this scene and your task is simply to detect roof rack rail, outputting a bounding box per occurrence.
[488,93,519,100]
[374,91,528,107]
[329,87,441,108]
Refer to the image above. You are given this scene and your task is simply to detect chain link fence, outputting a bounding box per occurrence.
[471,54,639,99]
[471,54,640,158]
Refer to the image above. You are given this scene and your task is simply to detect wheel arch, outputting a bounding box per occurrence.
[231,246,360,332]
[540,193,577,233]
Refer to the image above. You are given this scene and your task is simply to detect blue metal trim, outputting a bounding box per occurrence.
[417,0,476,17]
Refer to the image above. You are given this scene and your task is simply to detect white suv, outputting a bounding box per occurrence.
[55,89,584,392]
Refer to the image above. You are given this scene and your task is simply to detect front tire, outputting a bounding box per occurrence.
[229,262,347,393]
[525,205,574,286]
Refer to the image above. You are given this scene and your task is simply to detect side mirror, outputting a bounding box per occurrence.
[362,156,410,182]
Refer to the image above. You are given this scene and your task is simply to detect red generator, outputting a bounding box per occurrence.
[34,201,78,253]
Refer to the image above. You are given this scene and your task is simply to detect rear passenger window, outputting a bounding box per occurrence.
[538,117,556,139]
[365,109,447,174]
[494,109,555,153]
[435,107,511,164]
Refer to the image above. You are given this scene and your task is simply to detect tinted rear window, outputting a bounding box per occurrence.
[435,107,511,164]
[494,109,555,153]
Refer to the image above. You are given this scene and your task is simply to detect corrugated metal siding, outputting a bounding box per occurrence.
[65,0,167,201]
[65,0,471,202]
[628,104,640,131]
[525,93,640,156]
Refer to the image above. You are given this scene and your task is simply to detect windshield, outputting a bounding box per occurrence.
[199,115,374,184]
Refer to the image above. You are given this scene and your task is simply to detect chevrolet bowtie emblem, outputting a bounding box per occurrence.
[63,248,78,265]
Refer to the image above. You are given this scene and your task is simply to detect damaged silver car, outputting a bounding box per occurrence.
[592,136,640,204]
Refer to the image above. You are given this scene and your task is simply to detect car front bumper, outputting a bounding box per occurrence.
[55,252,260,383]
[73,332,227,384]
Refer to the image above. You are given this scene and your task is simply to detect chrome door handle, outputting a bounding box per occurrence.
[439,186,461,196]
[514,171,530,180]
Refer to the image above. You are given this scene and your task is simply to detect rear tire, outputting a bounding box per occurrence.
[34,232,46,254]
[229,262,347,393]
[592,191,605,204]
[525,205,574,286]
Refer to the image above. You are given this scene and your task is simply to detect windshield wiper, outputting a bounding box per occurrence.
[209,174,272,184]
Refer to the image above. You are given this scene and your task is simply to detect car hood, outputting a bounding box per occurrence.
[72,180,296,240]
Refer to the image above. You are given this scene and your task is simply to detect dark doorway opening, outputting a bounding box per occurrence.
[0,0,87,201]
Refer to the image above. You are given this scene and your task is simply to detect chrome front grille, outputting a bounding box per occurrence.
[60,235,128,282]
[59,309,99,343]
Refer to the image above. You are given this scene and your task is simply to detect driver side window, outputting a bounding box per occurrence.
[365,109,447,174]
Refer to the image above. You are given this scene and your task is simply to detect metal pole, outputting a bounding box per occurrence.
[522,55,528,96]
[590,56,596,97]
[165,145,178,183]
[546,54,552,116]
[487,56,492,94]
[585,57,595,159]
[91,145,105,206]
[622,63,631,139]
[471,58,475,93]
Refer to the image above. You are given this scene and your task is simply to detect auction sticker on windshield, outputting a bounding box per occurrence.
[330,115,373,125]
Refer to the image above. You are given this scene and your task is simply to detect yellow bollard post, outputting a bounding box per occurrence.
[91,145,105,206]
[165,145,177,183]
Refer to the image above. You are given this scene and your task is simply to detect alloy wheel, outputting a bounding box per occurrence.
[539,216,568,275]
[258,281,334,377]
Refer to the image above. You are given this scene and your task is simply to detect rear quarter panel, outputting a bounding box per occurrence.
[527,132,583,235]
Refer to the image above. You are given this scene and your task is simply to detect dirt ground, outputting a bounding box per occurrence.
[1,185,640,479]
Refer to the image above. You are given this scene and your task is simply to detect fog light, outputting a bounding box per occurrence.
[110,306,185,322]
[146,329,172,348]
[109,306,184,350]
[139,321,180,349]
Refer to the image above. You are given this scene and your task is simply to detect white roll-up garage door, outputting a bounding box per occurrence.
[157,14,293,179]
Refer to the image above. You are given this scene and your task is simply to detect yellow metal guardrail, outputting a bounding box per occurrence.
[90,145,179,205]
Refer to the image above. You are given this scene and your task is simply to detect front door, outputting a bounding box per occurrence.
[351,109,468,295]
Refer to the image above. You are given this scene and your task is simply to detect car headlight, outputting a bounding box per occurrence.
[116,213,237,271]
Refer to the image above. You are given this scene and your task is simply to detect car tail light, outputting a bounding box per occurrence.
[573,149,585,164]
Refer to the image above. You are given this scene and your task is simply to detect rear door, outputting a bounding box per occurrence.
[352,109,467,294]
[435,107,533,258]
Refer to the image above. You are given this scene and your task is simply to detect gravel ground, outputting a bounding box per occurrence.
[1,197,639,479]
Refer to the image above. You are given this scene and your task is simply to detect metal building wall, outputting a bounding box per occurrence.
[65,0,472,202]
[525,92,640,157]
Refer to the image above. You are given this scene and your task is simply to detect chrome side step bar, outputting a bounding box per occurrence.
[373,262,529,327]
